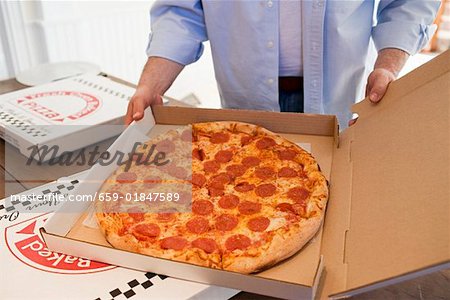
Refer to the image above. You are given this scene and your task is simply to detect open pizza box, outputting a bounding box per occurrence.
[40,50,450,299]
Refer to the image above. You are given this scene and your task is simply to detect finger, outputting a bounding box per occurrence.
[124,101,134,125]
[365,79,372,98]
[368,74,390,103]
[154,95,163,105]
[132,97,145,121]
[348,118,358,127]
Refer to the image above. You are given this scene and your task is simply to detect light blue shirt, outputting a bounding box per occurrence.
[147,0,439,127]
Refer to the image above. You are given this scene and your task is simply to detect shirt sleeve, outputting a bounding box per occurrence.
[372,0,441,55]
[146,0,208,65]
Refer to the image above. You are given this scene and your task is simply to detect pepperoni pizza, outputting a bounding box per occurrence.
[95,121,328,274]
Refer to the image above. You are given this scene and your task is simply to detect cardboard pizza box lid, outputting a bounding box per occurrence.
[322,49,450,298]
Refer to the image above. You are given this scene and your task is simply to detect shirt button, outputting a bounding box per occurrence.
[312,80,318,87]
[267,41,274,48]
[267,78,274,85]
[267,1,273,8]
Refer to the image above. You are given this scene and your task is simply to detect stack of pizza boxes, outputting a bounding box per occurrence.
[41,50,450,299]
[0,75,132,162]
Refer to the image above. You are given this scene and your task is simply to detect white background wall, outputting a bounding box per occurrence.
[0,38,9,80]
[0,1,220,107]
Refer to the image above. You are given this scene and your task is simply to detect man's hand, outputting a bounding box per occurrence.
[125,86,162,125]
[125,57,184,125]
[365,68,396,103]
[349,48,409,126]
[365,48,409,103]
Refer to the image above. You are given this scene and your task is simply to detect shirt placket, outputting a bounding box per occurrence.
[303,0,326,114]
[264,0,279,110]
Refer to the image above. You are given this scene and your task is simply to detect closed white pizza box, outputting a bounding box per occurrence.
[0,75,132,162]
[41,50,450,299]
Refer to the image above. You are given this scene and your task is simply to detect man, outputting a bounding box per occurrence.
[125,0,440,127]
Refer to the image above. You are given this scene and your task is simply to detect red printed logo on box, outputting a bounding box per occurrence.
[5,213,115,274]
[15,91,100,123]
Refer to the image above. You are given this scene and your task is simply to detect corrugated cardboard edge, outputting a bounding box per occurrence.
[151,105,337,137]
[39,228,314,299]
[330,261,450,299]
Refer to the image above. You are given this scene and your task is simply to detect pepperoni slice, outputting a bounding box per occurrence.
[209,173,231,189]
[241,135,252,146]
[214,150,233,163]
[116,172,137,183]
[168,165,188,179]
[191,173,206,187]
[157,213,175,222]
[287,187,310,203]
[103,190,124,212]
[248,217,270,232]
[177,191,192,205]
[186,217,210,234]
[210,132,230,144]
[298,168,308,178]
[208,187,224,197]
[255,167,275,180]
[238,201,262,215]
[225,234,251,251]
[143,176,161,189]
[127,207,145,222]
[192,238,218,254]
[278,167,298,178]
[132,223,160,241]
[215,214,239,231]
[226,164,246,178]
[118,224,131,236]
[203,160,220,173]
[160,236,188,250]
[242,156,261,168]
[276,203,296,214]
[192,148,206,161]
[278,149,297,160]
[218,194,240,209]
[131,153,147,164]
[156,139,176,153]
[192,200,214,215]
[292,203,307,216]
[181,129,192,142]
[255,183,276,197]
[234,182,255,192]
[256,137,276,149]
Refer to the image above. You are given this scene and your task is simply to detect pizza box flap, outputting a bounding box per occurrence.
[324,50,450,298]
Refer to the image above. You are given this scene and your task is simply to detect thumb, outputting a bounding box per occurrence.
[368,70,394,103]
[132,96,146,121]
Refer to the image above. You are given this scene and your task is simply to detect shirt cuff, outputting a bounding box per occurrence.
[146,32,204,66]
[372,22,437,55]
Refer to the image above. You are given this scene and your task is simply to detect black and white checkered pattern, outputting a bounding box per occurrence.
[94,272,168,300]
[0,180,80,213]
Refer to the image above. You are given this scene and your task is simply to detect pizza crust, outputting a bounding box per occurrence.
[95,121,329,274]
[222,217,323,273]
